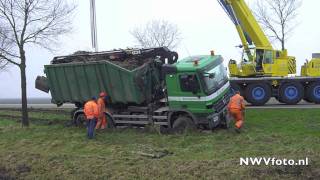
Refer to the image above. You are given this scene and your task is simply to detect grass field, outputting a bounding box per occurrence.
[0,109,319,179]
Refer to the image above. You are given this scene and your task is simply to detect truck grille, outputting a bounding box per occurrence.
[212,90,232,113]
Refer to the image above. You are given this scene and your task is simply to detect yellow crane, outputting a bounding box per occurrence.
[218,0,320,105]
[218,0,320,77]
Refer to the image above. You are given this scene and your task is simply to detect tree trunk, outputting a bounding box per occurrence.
[282,40,285,51]
[20,49,29,127]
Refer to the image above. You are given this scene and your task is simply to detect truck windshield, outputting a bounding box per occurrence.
[201,64,228,94]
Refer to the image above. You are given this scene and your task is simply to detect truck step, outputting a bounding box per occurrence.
[115,120,149,125]
[113,115,148,119]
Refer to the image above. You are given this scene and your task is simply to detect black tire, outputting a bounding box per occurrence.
[74,113,86,127]
[159,125,170,134]
[172,116,196,134]
[220,114,231,129]
[303,97,313,103]
[279,82,304,105]
[306,82,320,104]
[106,114,115,129]
[245,83,271,106]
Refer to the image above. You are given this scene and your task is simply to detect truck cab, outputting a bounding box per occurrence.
[164,54,232,129]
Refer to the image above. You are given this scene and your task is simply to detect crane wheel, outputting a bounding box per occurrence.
[303,98,313,103]
[245,83,271,106]
[279,82,304,105]
[306,82,320,104]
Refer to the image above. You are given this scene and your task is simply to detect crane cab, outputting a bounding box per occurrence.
[301,53,320,77]
[228,48,296,77]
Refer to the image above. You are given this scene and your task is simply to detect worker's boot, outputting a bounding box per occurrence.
[234,127,241,134]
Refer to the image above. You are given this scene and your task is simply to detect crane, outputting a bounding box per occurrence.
[217,0,320,106]
[218,0,296,77]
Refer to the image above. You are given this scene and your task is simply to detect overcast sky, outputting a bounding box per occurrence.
[0,0,319,99]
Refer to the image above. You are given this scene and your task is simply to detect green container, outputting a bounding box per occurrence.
[44,60,161,106]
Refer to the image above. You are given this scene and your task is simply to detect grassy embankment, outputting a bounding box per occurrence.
[0,109,319,179]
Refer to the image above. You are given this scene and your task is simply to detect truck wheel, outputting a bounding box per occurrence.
[75,114,86,127]
[106,114,115,129]
[245,83,271,106]
[279,82,303,105]
[306,82,320,104]
[159,126,170,134]
[172,116,196,134]
[220,114,231,129]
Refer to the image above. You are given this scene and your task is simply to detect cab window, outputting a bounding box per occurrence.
[179,74,200,93]
[264,50,273,64]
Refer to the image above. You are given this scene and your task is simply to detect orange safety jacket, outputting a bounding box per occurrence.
[97,97,106,116]
[228,94,245,111]
[84,100,99,120]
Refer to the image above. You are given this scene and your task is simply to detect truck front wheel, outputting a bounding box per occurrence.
[220,113,231,129]
[172,116,196,134]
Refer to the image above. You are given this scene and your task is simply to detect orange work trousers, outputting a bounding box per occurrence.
[229,109,244,129]
[95,114,107,129]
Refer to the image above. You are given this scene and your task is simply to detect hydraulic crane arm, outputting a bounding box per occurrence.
[218,0,253,61]
[218,0,273,50]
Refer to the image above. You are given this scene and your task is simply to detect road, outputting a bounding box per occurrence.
[0,104,75,109]
[246,98,320,109]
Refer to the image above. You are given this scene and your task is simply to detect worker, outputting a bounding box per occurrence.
[96,92,107,130]
[84,97,99,139]
[228,90,246,133]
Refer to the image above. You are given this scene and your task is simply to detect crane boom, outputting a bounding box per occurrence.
[218,0,272,49]
[218,0,297,77]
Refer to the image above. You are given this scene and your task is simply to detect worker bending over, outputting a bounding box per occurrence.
[84,97,99,139]
[96,92,107,130]
[228,91,246,133]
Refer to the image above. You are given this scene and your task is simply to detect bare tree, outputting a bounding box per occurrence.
[0,59,8,69]
[0,0,76,126]
[253,0,302,50]
[131,20,182,50]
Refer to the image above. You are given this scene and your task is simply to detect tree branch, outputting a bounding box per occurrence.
[131,20,181,50]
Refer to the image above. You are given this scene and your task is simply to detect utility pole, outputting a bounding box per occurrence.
[89,0,98,51]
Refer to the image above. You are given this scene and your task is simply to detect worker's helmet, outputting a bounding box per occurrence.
[91,96,97,100]
[100,92,107,97]
[235,90,241,94]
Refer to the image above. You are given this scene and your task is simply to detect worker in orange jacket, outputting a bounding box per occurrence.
[228,90,246,133]
[96,92,107,130]
[84,97,99,139]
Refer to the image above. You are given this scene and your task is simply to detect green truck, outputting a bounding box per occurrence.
[36,47,232,132]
